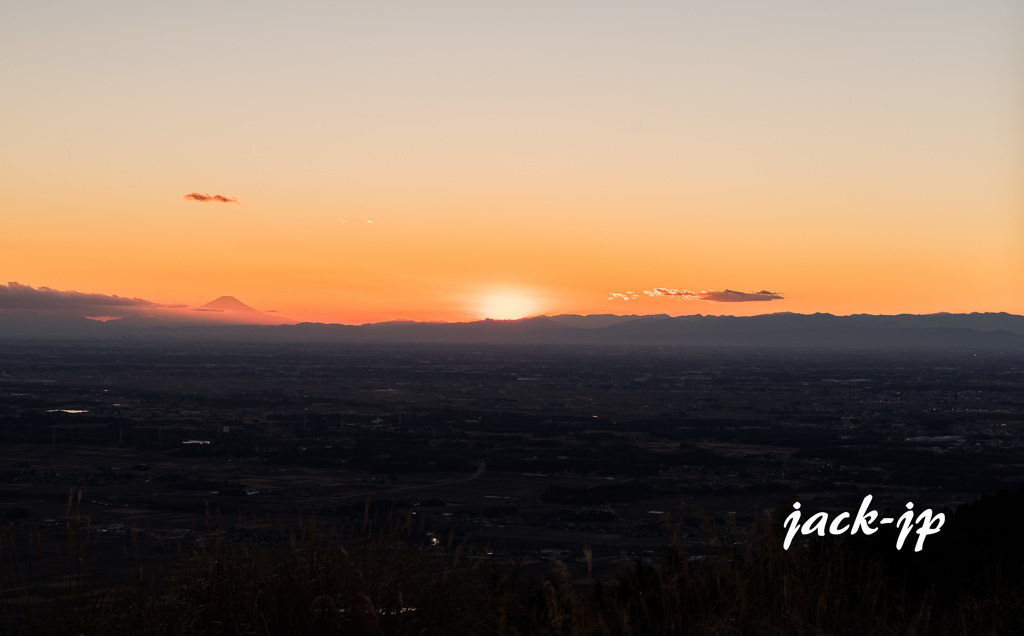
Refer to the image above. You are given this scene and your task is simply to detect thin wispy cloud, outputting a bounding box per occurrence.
[608,286,784,303]
[644,288,703,300]
[184,192,239,204]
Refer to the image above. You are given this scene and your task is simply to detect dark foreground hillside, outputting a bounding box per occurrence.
[2,486,1022,635]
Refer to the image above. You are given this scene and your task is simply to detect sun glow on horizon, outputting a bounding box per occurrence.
[479,291,538,320]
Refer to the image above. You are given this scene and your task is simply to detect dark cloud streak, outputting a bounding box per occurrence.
[701,289,784,303]
[184,192,239,204]
[0,282,158,310]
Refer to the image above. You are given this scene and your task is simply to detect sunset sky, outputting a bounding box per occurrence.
[3,1,1021,323]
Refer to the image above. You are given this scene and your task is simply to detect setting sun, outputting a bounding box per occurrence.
[480,292,537,320]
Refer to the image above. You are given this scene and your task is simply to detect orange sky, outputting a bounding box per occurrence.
[2,2,1021,323]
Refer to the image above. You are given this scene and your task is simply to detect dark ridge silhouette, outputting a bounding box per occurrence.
[1,310,1023,348]
[545,313,665,329]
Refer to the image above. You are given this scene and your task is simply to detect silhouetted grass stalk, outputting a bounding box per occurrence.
[2,495,1023,634]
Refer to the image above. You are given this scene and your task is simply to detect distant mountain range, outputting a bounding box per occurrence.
[193,296,297,325]
[267,312,1024,349]
[3,301,1023,350]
